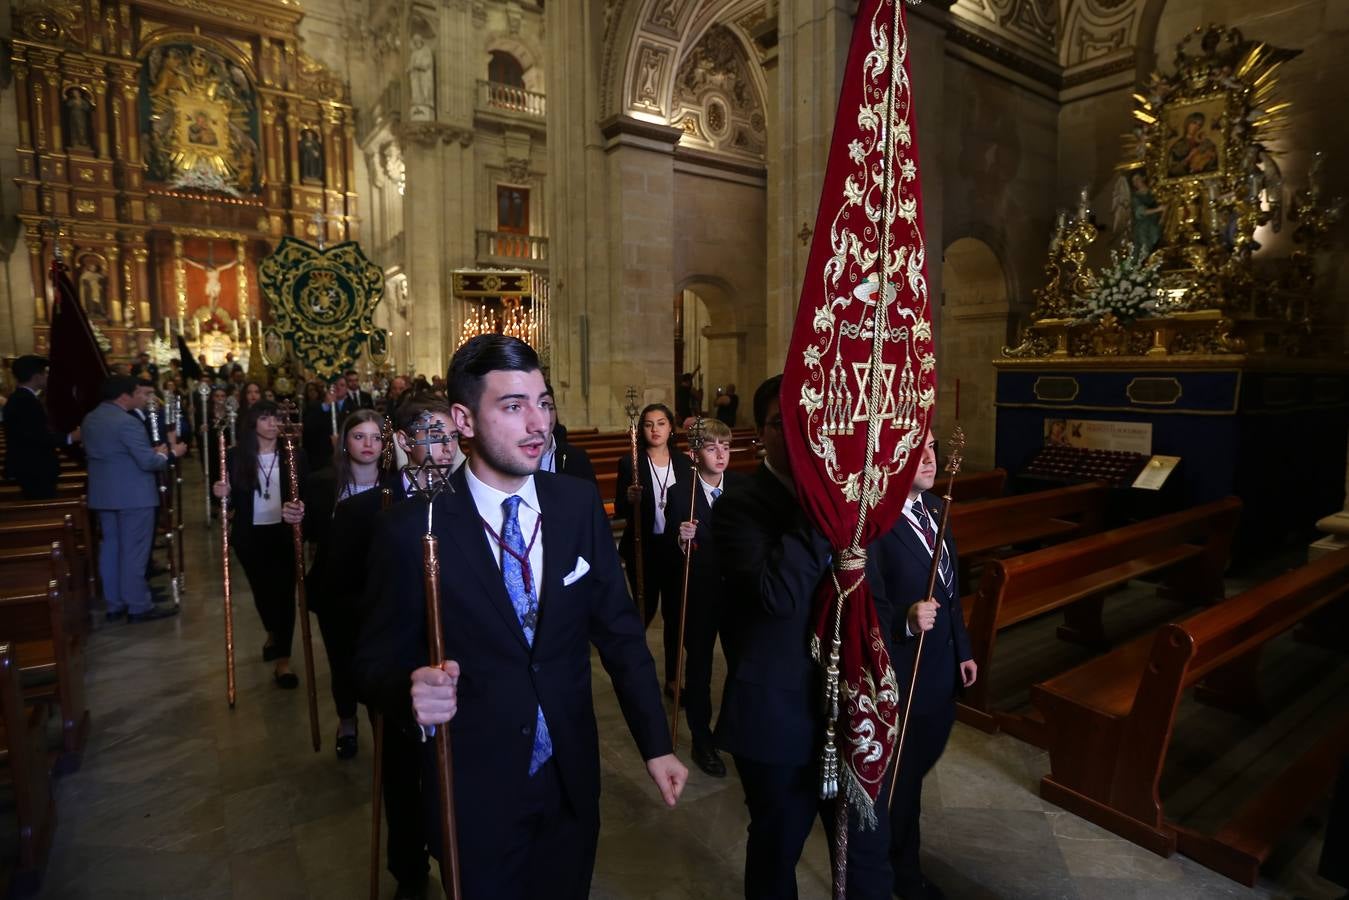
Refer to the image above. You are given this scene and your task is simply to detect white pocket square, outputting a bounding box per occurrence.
[562,556,590,586]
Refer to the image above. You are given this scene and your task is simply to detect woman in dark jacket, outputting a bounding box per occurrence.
[614,402,693,692]
[212,400,307,688]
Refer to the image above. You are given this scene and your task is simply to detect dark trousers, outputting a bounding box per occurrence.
[889,705,955,893]
[624,541,681,682]
[732,756,893,900]
[442,759,598,900]
[374,716,429,887]
[316,606,359,719]
[681,588,723,746]
[233,522,296,659]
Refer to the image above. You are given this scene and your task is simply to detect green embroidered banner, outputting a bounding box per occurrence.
[257,236,386,379]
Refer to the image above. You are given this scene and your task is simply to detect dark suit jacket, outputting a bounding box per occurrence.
[662,470,745,603]
[553,440,597,487]
[2,388,64,496]
[872,491,973,715]
[302,402,335,472]
[355,466,671,818]
[306,471,407,619]
[614,449,693,565]
[712,463,891,766]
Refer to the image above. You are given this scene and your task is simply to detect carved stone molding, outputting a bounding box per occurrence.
[397,121,474,148]
[671,24,765,160]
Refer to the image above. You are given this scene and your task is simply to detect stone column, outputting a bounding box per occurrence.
[598,116,682,425]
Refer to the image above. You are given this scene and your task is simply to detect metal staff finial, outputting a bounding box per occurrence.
[944,423,966,478]
[623,385,640,423]
[686,414,707,453]
[379,415,396,471]
[403,410,458,532]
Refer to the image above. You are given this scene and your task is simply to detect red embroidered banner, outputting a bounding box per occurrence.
[780,0,936,824]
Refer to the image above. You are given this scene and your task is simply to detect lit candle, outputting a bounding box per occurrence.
[193,317,201,340]
[231,319,239,340]
[164,316,170,340]
[177,315,185,336]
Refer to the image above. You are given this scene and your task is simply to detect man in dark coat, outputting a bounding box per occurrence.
[3,355,80,498]
[713,375,897,900]
[355,335,686,900]
[872,428,977,900]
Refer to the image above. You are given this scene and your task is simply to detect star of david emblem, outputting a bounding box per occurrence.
[850,361,898,424]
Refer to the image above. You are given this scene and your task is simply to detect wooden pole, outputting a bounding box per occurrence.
[669,417,706,749]
[369,487,391,900]
[218,423,236,709]
[281,426,321,753]
[422,531,462,900]
[629,422,645,612]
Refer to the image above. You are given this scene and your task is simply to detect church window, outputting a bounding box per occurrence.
[497,185,529,234]
[488,51,526,88]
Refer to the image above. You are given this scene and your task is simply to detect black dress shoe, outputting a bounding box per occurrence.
[335,730,358,760]
[127,604,180,623]
[274,671,299,690]
[691,741,727,778]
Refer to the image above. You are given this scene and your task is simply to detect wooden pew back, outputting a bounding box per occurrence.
[0,640,55,879]
[951,481,1107,558]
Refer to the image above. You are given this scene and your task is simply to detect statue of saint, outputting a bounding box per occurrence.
[1128,172,1165,261]
[78,258,107,320]
[409,33,435,121]
[65,89,93,150]
[299,130,324,182]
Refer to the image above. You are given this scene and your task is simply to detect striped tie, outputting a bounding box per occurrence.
[911,499,952,588]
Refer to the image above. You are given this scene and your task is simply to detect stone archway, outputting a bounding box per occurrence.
[939,236,1011,471]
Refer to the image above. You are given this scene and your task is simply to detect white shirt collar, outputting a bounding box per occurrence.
[464,460,541,519]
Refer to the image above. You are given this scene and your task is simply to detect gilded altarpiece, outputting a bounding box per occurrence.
[11,0,358,362]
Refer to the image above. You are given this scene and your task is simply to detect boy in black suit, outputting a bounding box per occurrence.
[872,429,977,900]
[666,417,739,777]
[355,335,686,900]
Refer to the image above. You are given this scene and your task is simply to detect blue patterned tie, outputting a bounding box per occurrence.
[912,499,952,588]
[711,486,722,504]
[501,495,552,775]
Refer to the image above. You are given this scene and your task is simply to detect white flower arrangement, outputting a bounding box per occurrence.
[149,335,178,368]
[88,322,112,353]
[1073,247,1162,324]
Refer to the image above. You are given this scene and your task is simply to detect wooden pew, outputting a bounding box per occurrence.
[959,497,1242,737]
[950,467,1007,503]
[1033,546,1349,884]
[951,481,1108,560]
[0,497,99,605]
[0,640,55,889]
[0,481,86,501]
[0,544,89,767]
[0,520,93,621]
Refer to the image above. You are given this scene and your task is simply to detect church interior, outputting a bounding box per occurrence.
[1,0,1348,896]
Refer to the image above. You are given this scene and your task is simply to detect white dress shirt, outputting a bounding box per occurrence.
[252,452,283,525]
[465,463,544,603]
[649,458,674,535]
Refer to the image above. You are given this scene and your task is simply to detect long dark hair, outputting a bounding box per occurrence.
[332,409,386,506]
[231,399,280,494]
[639,403,677,450]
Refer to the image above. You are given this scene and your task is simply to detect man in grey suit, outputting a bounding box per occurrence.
[82,376,186,622]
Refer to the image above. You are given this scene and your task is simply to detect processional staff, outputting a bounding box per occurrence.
[669,416,706,749]
[403,412,463,900]
[219,397,239,709]
[370,418,395,900]
[624,386,645,611]
[278,400,322,753]
[166,391,187,590]
[148,397,182,607]
[199,382,212,527]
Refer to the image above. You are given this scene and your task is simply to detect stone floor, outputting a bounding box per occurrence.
[23,467,1347,899]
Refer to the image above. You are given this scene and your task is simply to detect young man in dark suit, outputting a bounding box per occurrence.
[344,369,375,411]
[713,376,896,900]
[872,429,977,900]
[538,383,597,487]
[355,335,686,900]
[3,355,80,498]
[665,416,741,777]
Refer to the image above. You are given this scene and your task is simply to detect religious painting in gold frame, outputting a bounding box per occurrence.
[1159,95,1227,184]
[261,325,290,367]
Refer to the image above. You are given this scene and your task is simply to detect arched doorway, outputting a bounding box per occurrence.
[939,237,1010,471]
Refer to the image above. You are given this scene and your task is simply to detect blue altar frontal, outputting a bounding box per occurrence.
[993,358,1349,549]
